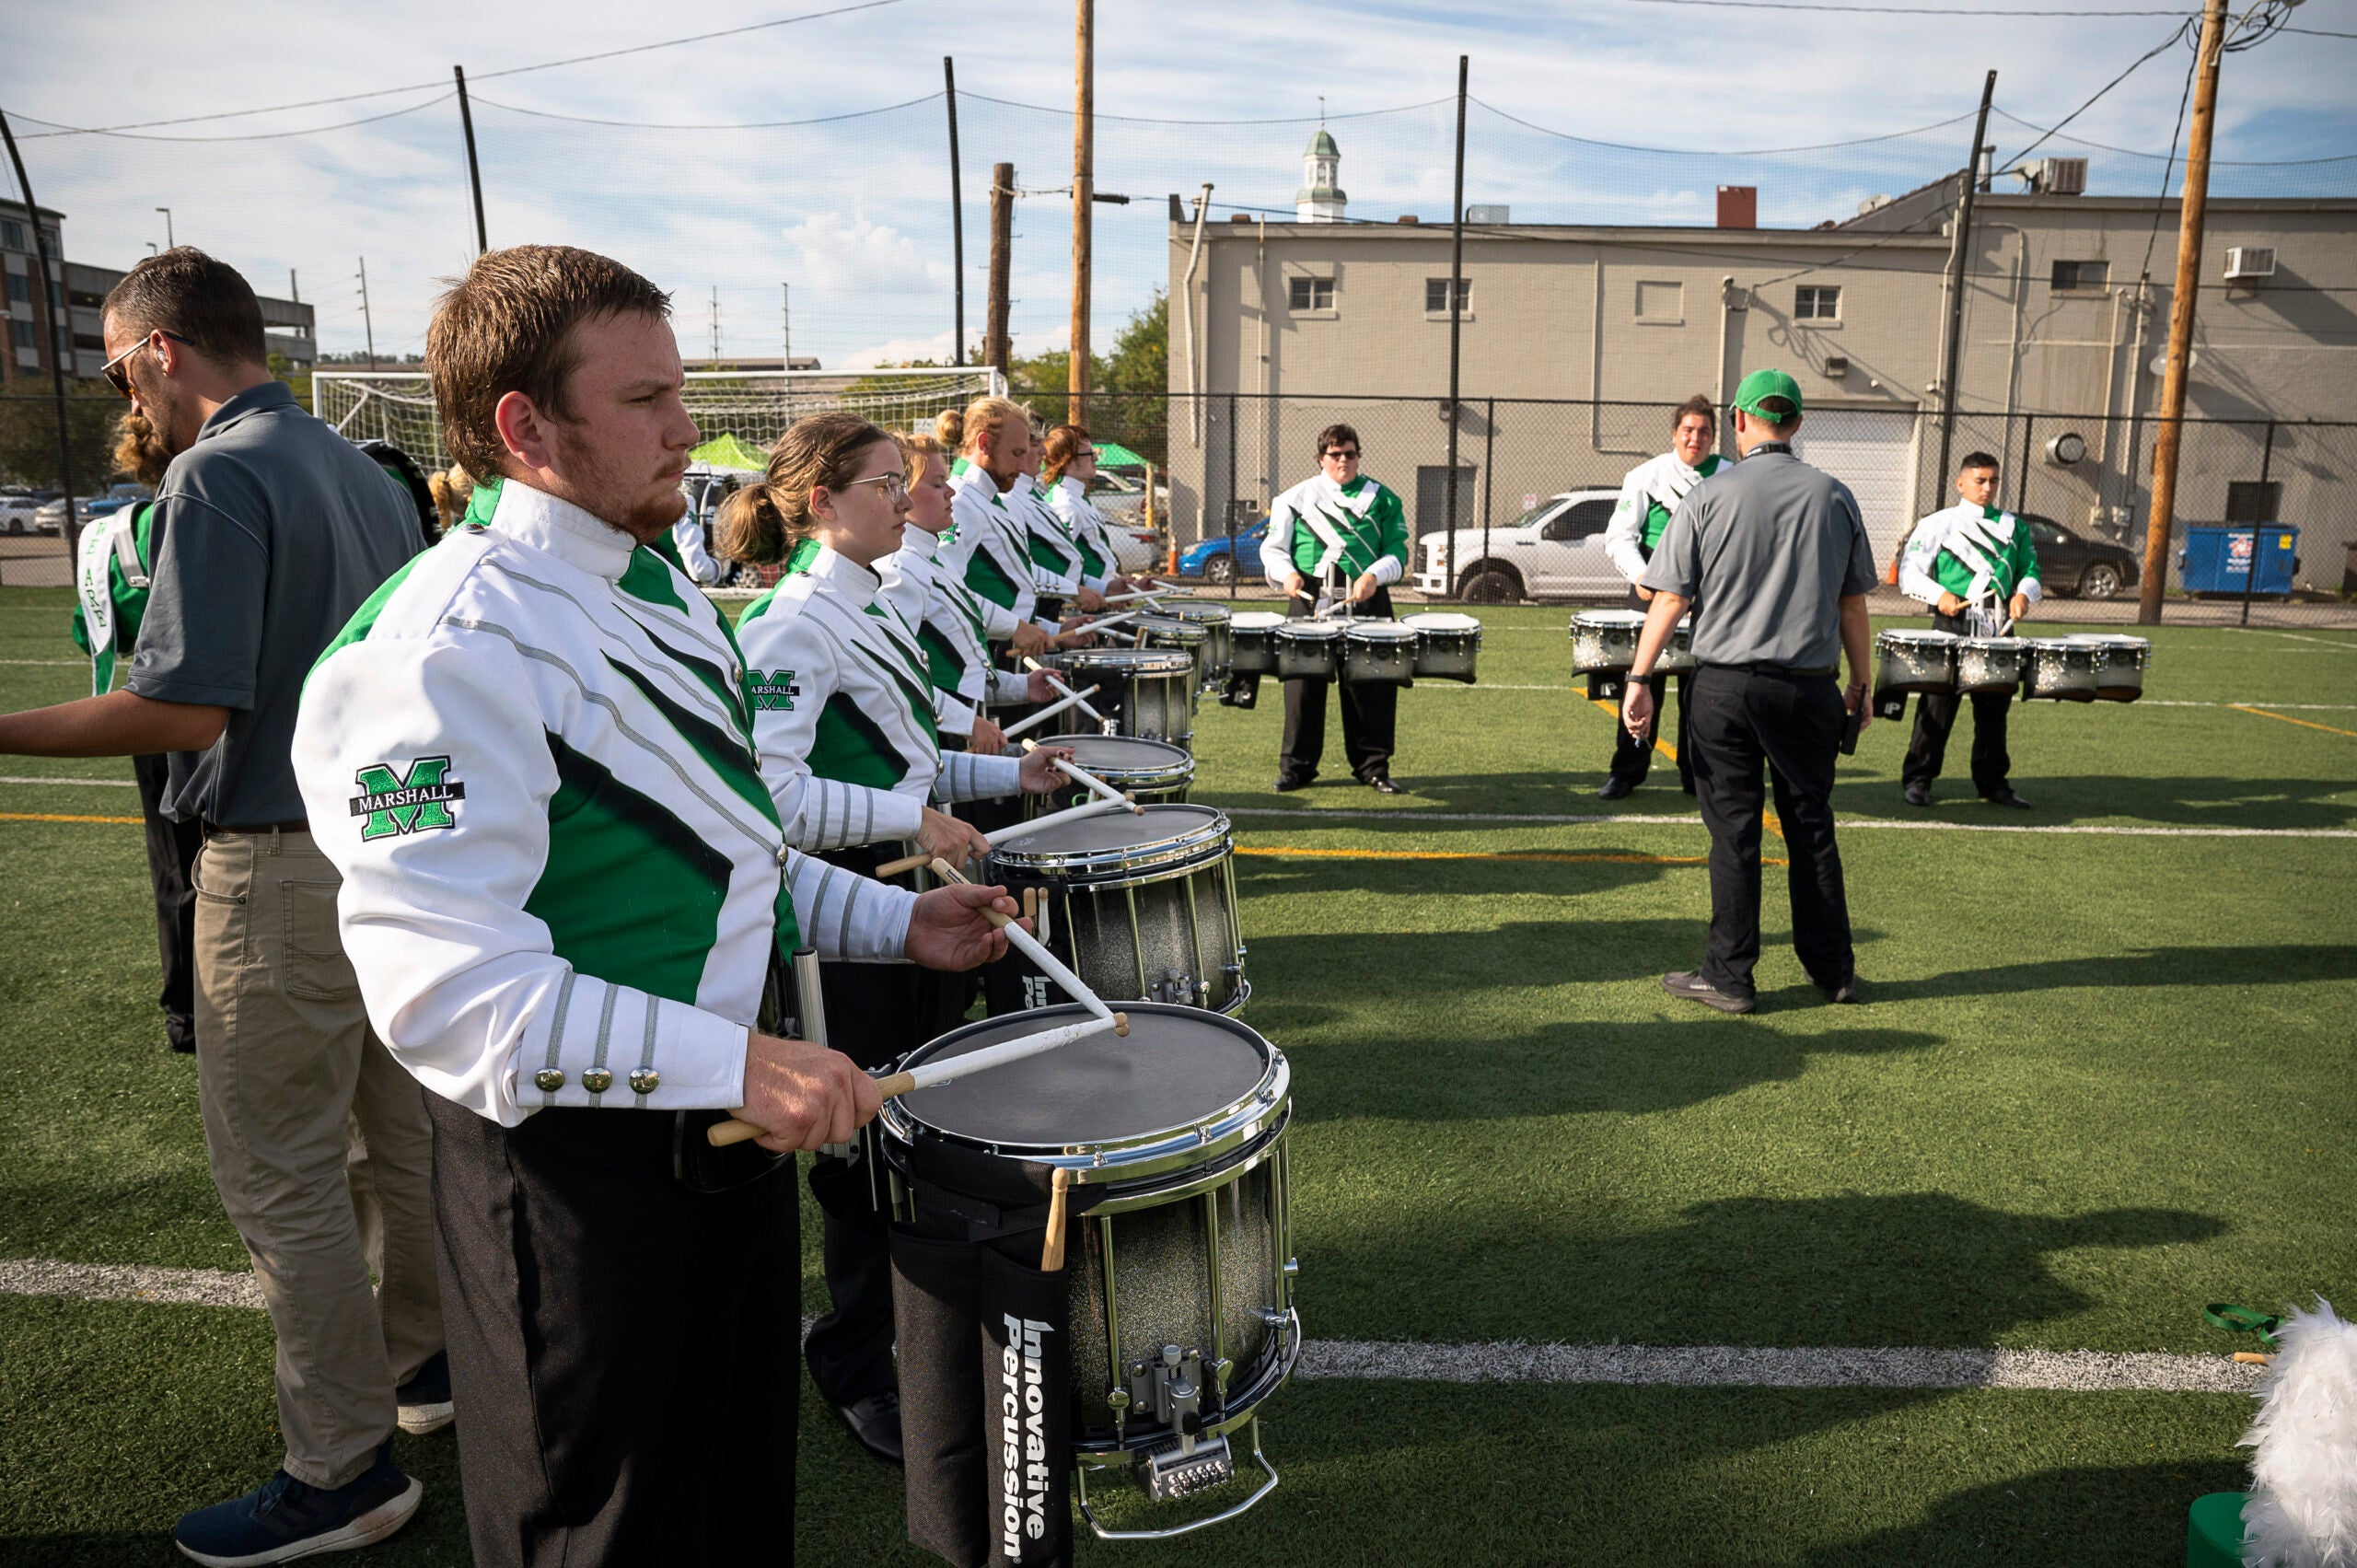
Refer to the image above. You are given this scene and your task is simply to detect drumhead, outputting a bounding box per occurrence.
[892,1004,1278,1155]
[1052,734,1194,780]
[1277,621,1343,643]
[1136,614,1207,643]
[1404,613,1480,633]
[1169,603,1232,625]
[1346,622,1419,644]
[1232,611,1285,631]
[1956,637,2025,651]
[990,801,1229,876]
[1054,647,1194,675]
[1880,630,1959,647]
[1573,610,1646,629]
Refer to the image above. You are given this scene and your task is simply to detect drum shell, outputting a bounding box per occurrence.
[1954,637,2026,695]
[1402,614,1481,682]
[1570,611,1646,675]
[2021,639,2100,702]
[1023,736,1194,819]
[1168,603,1235,681]
[1274,623,1342,682]
[2080,635,2150,702]
[1341,623,1417,687]
[1875,631,1958,694]
[1654,617,1697,676]
[1045,649,1196,748]
[1230,613,1283,677]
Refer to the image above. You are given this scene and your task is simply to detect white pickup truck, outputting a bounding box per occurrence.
[1410,489,1632,603]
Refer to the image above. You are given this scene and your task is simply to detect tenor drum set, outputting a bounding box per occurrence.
[1233,611,1483,687]
[1569,608,1692,697]
[1873,628,2149,711]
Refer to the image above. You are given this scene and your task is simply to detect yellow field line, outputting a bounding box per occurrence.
[1587,694,1784,841]
[2230,703,2357,740]
[1237,843,1787,868]
[0,811,144,825]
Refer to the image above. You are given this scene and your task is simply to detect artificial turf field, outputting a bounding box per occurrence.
[1,583,2351,1565]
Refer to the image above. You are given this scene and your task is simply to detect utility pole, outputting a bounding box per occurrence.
[945,57,966,366]
[289,267,298,303]
[356,256,377,371]
[1933,69,1997,495]
[156,206,174,249]
[454,65,489,255]
[0,108,79,561]
[1446,54,1469,558]
[782,283,791,368]
[2139,0,2228,626]
[987,161,1013,379]
[1069,0,1094,426]
[709,286,722,365]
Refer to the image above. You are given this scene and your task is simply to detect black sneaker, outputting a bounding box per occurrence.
[1902,782,1932,807]
[1662,970,1754,1015]
[1366,775,1404,796]
[1982,787,2034,810]
[1598,776,1636,801]
[395,1350,453,1435]
[1272,774,1314,794]
[173,1446,422,1566]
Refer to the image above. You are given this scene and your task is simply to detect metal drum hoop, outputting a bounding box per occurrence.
[989,806,1231,881]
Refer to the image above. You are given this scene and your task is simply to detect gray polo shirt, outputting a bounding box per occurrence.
[127,381,421,825]
[1641,442,1876,672]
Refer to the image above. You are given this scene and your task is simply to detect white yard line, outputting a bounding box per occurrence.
[2249,630,2357,650]
[0,1257,2258,1394]
[0,659,84,666]
[0,774,137,787]
[1224,807,2357,838]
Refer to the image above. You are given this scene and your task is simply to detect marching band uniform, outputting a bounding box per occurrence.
[1007,470,1084,630]
[882,524,1030,743]
[1042,473,1117,596]
[1259,470,1410,789]
[1603,449,1729,796]
[293,482,923,1564]
[1897,500,2042,803]
[942,459,1036,644]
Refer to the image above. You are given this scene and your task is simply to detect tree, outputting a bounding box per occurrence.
[1009,291,1168,469]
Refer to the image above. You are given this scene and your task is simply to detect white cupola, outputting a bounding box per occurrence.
[1295,125,1346,224]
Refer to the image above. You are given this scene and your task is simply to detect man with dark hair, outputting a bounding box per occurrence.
[1896,452,2040,808]
[0,247,442,1563]
[1599,394,1726,798]
[1259,423,1411,794]
[1622,369,1876,1015]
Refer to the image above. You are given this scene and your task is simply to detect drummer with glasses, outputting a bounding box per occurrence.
[1895,452,2040,810]
[1260,424,1411,796]
[1600,394,1727,799]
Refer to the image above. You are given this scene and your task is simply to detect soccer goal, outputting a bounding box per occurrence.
[312,366,1010,473]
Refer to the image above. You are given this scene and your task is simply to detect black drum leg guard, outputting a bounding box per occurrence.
[892,1227,991,1568]
[979,1247,1074,1568]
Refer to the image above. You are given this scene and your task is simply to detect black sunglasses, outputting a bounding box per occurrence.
[100,330,195,400]
[1323,447,1361,459]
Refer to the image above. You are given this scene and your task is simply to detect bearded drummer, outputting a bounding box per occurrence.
[1896,451,2040,810]
[1260,424,1411,795]
[1599,395,1726,799]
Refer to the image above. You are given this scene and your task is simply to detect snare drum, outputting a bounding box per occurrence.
[1025,734,1194,818]
[1230,612,1284,677]
[1570,609,1648,675]
[2021,638,2100,702]
[1655,615,1698,676]
[1341,621,1419,686]
[1134,612,1212,685]
[986,802,1247,1013]
[2079,634,2151,702]
[1046,648,1198,747]
[1875,629,1959,694]
[1402,612,1481,683]
[880,1002,1295,1523]
[1273,621,1343,682]
[1168,602,1235,684]
[1954,636,2028,695]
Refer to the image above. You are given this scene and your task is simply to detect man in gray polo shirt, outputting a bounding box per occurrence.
[1621,368,1876,1014]
[0,249,439,1562]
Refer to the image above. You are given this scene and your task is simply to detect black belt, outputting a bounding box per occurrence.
[201,818,310,839]
[1699,662,1840,679]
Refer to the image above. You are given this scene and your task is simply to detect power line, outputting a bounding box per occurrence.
[1469,98,1977,156]
[463,89,942,131]
[1985,107,2357,165]
[1603,0,2195,13]
[1996,18,2195,171]
[958,90,1454,127]
[17,95,455,145]
[2137,14,2202,285]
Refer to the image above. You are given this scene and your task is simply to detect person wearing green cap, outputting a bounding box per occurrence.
[1620,367,1877,1014]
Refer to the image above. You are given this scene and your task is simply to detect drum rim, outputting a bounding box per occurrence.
[1879,629,1961,645]
[1230,611,1287,629]
[1167,602,1233,623]
[1050,735,1196,784]
[1343,622,1420,642]
[1571,609,1648,626]
[1135,614,1209,640]
[1402,611,1483,633]
[877,1001,1289,1182]
[1051,648,1195,672]
[988,801,1232,875]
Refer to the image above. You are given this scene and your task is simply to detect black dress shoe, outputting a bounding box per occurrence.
[1273,774,1313,794]
[1597,776,1636,801]
[1661,970,1754,1015]
[1983,787,2034,810]
[835,1388,903,1464]
[1366,775,1403,795]
[1818,977,1862,1005]
[1902,782,1932,808]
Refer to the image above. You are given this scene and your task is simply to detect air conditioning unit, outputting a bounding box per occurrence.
[1465,204,1510,224]
[2224,246,2278,283]
[2026,157,2088,195]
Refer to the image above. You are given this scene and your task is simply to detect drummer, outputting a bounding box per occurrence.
[1259,424,1411,795]
[723,412,1072,1464]
[1040,424,1138,601]
[1008,429,1104,621]
[1599,395,1726,799]
[941,400,1052,664]
[1896,451,2040,809]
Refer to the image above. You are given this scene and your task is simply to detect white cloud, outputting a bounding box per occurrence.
[835,330,956,370]
[783,212,951,297]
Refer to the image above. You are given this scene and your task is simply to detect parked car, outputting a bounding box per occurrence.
[1411,489,1628,602]
[29,483,151,537]
[1176,519,1268,586]
[1079,475,1165,574]
[0,488,41,535]
[2019,513,2140,599]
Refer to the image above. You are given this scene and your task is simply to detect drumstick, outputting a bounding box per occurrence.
[1040,1166,1074,1272]
[983,796,1132,850]
[706,1014,1124,1147]
[1019,739,1140,811]
[1019,656,1106,723]
[929,857,1128,1032]
[1075,608,1149,636]
[1100,588,1166,607]
[1000,683,1102,739]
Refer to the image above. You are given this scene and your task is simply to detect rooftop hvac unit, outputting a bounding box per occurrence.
[2026,157,2088,195]
[2224,246,2278,283]
[1465,204,1510,224]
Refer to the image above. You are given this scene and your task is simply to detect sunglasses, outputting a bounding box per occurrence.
[1323,447,1361,460]
[99,330,194,400]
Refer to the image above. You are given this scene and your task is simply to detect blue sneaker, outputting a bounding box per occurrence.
[172,1446,421,1566]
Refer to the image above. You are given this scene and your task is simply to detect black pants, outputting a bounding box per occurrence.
[427,1097,799,1568]
[1686,666,1855,1000]
[1610,673,1696,792]
[134,751,203,1052]
[1280,588,1399,784]
[1901,613,2014,796]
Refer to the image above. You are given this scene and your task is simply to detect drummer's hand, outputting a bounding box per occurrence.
[905,883,1027,972]
[1936,591,1967,617]
[1349,573,1378,606]
[1075,586,1107,612]
[1026,668,1059,703]
[1283,572,1308,601]
[1017,743,1074,796]
[1621,679,1656,740]
[968,715,1007,756]
[2009,592,2030,623]
[1011,623,1052,657]
[1052,627,1095,650]
[915,806,990,867]
[740,1032,883,1152]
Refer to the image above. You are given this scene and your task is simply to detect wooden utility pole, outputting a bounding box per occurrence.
[2138,0,2228,625]
[945,57,965,366]
[1069,0,1095,425]
[986,161,1013,378]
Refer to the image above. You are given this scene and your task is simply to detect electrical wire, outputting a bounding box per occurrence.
[15,95,456,143]
[2136,10,2202,285]
[1996,18,2195,172]
[1469,98,1977,156]
[1986,108,2357,165]
[462,90,942,131]
[1602,0,2193,13]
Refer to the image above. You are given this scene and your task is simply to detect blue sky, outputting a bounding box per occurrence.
[6,0,2351,368]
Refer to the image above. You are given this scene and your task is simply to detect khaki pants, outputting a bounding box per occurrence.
[192,828,441,1489]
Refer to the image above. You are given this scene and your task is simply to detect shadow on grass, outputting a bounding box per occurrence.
[1235,846,1707,901]
[1874,943,2357,1002]
[1794,1459,2247,1568]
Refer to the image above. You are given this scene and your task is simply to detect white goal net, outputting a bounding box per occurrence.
[313,366,1009,473]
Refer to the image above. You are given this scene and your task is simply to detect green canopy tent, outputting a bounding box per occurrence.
[1092,440,1149,471]
[689,433,772,474]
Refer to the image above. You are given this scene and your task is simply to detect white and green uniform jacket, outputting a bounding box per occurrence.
[944,460,1035,638]
[291,482,915,1128]
[1042,475,1115,592]
[1606,450,1729,584]
[1007,472,1084,612]
[1258,472,1409,589]
[1899,501,2043,625]
[736,540,1019,851]
[72,500,157,695]
[881,526,1028,738]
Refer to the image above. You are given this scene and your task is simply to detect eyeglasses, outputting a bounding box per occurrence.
[1322,447,1361,460]
[840,470,910,499]
[99,330,194,400]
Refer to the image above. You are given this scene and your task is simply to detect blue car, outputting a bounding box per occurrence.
[1176,518,1267,586]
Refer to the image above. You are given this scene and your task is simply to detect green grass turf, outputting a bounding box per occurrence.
[2,587,2351,1562]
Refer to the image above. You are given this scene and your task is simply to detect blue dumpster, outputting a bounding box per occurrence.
[2180,524,2298,596]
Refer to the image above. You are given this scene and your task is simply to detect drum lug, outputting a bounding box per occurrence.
[1107,1384,1132,1443]
[1283,1257,1300,1278]
[1212,1356,1235,1392]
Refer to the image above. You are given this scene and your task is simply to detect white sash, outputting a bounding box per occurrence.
[76,514,135,696]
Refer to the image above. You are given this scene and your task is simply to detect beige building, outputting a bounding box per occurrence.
[1165,145,2357,582]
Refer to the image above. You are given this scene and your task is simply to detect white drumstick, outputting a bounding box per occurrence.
[1020,656,1106,723]
[983,796,1132,849]
[1076,608,1150,635]
[1019,740,1138,811]
[1001,683,1101,739]
[929,858,1116,1026]
[1101,588,1167,607]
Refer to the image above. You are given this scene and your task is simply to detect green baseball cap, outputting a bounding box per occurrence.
[1732,367,1803,424]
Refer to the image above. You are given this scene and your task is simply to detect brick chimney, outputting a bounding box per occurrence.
[1716,185,1757,229]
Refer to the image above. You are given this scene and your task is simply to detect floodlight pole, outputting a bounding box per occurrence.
[0,107,79,562]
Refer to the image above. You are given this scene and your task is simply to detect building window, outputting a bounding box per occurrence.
[2051,260,2108,291]
[1794,285,1840,320]
[1635,280,1683,322]
[39,228,60,255]
[1287,276,1334,312]
[10,320,33,349]
[73,331,105,351]
[0,219,23,250]
[1424,277,1470,314]
[5,273,28,305]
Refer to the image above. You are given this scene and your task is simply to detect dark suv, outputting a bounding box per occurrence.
[2022,514,2140,600]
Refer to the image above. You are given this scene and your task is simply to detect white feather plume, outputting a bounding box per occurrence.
[2242,1297,2357,1568]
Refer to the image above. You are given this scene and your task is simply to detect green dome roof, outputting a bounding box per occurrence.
[1304,127,1339,158]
